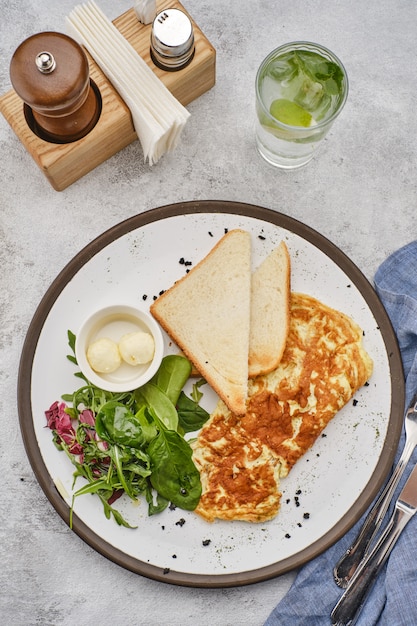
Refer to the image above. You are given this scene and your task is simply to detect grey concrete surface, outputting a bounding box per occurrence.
[1,1,416,625]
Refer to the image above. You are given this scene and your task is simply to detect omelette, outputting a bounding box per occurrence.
[192,293,374,523]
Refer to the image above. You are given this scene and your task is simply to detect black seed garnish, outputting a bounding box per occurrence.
[353,399,358,406]
[224,228,228,233]
[176,518,186,527]
[169,503,177,511]
[208,231,213,237]
[303,512,310,519]
[179,257,185,264]
[142,294,148,300]
[258,235,266,240]
[321,433,327,438]
[172,554,177,559]
[297,523,302,527]
[161,525,165,530]
[153,295,157,300]
[285,533,291,539]
[202,539,211,546]
[295,489,302,495]
[286,498,290,504]
[163,568,170,575]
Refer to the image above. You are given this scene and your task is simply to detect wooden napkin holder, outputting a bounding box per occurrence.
[0,1,216,191]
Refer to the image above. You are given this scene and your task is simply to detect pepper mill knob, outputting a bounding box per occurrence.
[10,31,101,143]
[35,51,56,73]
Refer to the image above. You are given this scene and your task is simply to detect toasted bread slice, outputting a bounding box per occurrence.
[248,241,290,378]
[150,229,251,415]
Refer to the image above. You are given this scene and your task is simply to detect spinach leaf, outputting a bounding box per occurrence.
[134,405,158,443]
[150,354,192,404]
[135,382,178,431]
[148,429,202,510]
[177,391,210,433]
[95,400,148,448]
[145,485,170,516]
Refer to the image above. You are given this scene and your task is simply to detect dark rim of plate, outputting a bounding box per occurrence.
[17,200,405,588]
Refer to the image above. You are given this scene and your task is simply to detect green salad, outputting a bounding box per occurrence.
[45,331,209,528]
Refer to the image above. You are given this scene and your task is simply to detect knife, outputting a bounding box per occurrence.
[333,392,417,587]
[331,461,417,626]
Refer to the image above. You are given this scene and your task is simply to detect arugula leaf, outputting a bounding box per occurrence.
[190,378,207,403]
[102,503,137,528]
[112,445,134,497]
[67,329,76,355]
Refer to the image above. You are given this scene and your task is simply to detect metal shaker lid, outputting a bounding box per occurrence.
[151,9,195,70]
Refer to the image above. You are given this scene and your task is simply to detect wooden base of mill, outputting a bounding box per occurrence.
[0,2,216,191]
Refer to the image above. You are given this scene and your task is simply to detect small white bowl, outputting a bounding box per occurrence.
[75,305,164,392]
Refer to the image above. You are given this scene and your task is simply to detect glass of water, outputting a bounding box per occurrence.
[255,42,349,169]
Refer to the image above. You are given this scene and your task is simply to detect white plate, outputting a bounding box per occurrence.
[18,201,404,587]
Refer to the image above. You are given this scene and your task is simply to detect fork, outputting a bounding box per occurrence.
[333,392,417,588]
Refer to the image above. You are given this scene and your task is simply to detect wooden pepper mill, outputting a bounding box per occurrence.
[0,3,216,189]
[9,31,101,143]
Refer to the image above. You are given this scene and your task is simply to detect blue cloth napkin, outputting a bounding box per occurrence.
[264,241,417,626]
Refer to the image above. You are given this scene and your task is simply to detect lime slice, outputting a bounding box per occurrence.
[269,99,312,127]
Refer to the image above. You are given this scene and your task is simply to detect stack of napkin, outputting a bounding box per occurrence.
[265,241,417,626]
